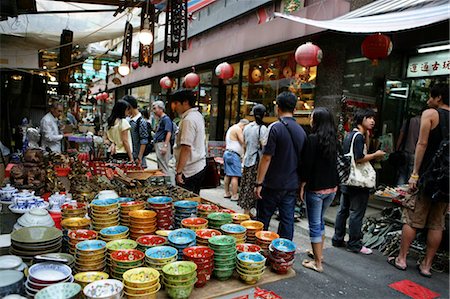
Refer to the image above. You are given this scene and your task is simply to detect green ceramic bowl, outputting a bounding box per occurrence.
[236,264,265,275]
[11,226,62,244]
[35,283,81,299]
[165,282,195,299]
[162,261,197,281]
[213,268,234,281]
[146,256,177,266]
[236,269,264,284]
[214,249,237,256]
[163,276,197,287]
[106,239,138,251]
[208,235,236,247]
[207,213,232,222]
[214,260,236,270]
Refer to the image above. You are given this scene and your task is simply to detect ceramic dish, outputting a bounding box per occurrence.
[145,246,177,261]
[11,226,62,244]
[34,253,75,265]
[0,255,23,270]
[111,249,145,263]
[271,238,296,253]
[147,196,173,205]
[106,239,137,251]
[35,282,81,299]
[83,279,123,299]
[129,210,157,220]
[162,261,197,279]
[136,235,166,247]
[74,272,109,284]
[0,270,24,297]
[173,200,198,209]
[168,229,196,245]
[61,217,91,228]
[220,224,246,234]
[237,252,266,265]
[76,240,107,252]
[28,262,72,284]
[208,235,236,247]
[100,226,129,236]
[68,229,97,241]
[240,220,264,230]
[181,218,208,227]
[236,243,261,253]
[182,246,214,260]
[122,267,160,288]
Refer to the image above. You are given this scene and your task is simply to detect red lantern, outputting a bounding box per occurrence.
[101,92,108,101]
[295,42,323,67]
[95,94,101,101]
[132,61,139,70]
[361,33,392,65]
[215,62,234,80]
[159,76,173,89]
[184,72,200,88]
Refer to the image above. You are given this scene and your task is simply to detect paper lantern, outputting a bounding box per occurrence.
[215,62,234,80]
[132,61,139,69]
[295,42,323,67]
[159,76,173,89]
[101,92,108,101]
[184,72,200,88]
[361,33,392,65]
[251,69,262,83]
[93,59,102,72]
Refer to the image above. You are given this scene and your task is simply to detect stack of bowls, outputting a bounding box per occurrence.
[74,271,109,289]
[231,213,251,225]
[34,253,75,270]
[106,239,138,267]
[240,220,264,244]
[208,235,237,281]
[219,208,235,214]
[255,231,279,257]
[89,199,120,231]
[236,243,262,254]
[75,240,107,274]
[26,262,73,297]
[67,229,98,255]
[220,224,247,244]
[99,226,130,242]
[181,217,208,231]
[61,202,87,220]
[145,246,178,274]
[195,229,221,246]
[16,208,55,229]
[207,213,232,230]
[83,279,123,299]
[122,267,161,299]
[236,252,266,285]
[197,204,220,219]
[182,246,214,288]
[35,282,82,299]
[173,201,198,229]
[268,238,296,274]
[10,227,62,263]
[117,197,134,204]
[0,270,24,297]
[61,217,91,230]
[109,249,145,280]
[147,197,174,230]
[129,210,157,240]
[168,229,196,260]
[120,201,146,227]
[162,261,197,299]
[136,235,167,252]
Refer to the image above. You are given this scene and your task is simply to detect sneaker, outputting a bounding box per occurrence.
[359,246,373,255]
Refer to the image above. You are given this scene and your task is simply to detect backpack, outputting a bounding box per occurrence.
[419,109,449,202]
[136,117,153,156]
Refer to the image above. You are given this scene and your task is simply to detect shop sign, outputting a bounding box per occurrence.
[407,51,450,78]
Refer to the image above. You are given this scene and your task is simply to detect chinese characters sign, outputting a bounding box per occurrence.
[407,51,450,78]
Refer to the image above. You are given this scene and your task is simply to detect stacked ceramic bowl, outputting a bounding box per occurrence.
[181,217,208,231]
[61,217,91,230]
[83,279,124,299]
[207,212,232,230]
[240,220,264,244]
[15,208,55,229]
[99,225,130,242]
[162,261,197,299]
[236,252,266,285]
[106,239,138,268]
[220,224,247,244]
[74,271,109,289]
[0,255,25,272]
[236,243,262,255]
[89,199,120,231]
[268,238,296,274]
[255,231,279,257]
[128,210,157,240]
[61,202,87,220]
[173,201,198,229]
[10,226,62,263]
[25,262,73,297]
[109,249,145,280]
[145,246,178,274]
[197,204,220,219]
[136,235,167,252]
[123,267,161,299]
[0,270,24,297]
[208,235,237,281]
[147,196,174,230]
[75,240,107,274]
[67,229,98,255]
[182,246,214,288]
[231,213,251,225]
[35,282,82,299]
[195,229,221,246]
[168,229,196,260]
[119,201,146,227]
[34,253,75,270]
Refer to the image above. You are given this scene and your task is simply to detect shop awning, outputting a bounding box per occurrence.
[274,0,449,33]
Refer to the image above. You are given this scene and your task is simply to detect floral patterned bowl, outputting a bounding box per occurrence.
[168,229,196,245]
[110,249,144,263]
[106,239,137,251]
[122,267,160,288]
[182,246,214,260]
[145,246,178,262]
[136,235,166,247]
[28,262,72,284]
[35,282,81,299]
[83,279,123,299]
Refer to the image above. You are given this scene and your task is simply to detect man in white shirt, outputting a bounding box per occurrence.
[171,89,206,195]
[40,102,64,153]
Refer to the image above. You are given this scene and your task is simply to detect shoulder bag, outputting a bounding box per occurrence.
[345,131,376,188]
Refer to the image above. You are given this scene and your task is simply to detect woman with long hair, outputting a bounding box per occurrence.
[238,104,268,216]
[106,99,134,161]
[300,107,339,273]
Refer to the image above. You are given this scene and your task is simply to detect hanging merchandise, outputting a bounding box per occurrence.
[93,59,102,72]
[131,62,139,70]
[164,0,188,63]
[119,21,133,76]
[160,76,174,89]
[294,42,322,68]
[184,72,200,89]
[361,33,393,66]
[58,29,73,95]
[215,62,234,80]
[139,1,156,67]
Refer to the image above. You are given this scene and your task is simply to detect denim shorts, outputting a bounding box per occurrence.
[223,151,242,177]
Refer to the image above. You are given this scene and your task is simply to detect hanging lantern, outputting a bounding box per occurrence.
[184,72,200,88]
[101,92,108,101]
[132,61,139,69]
[361,33,393,66]
[215,62,234,80]
[93,59,102,72]
[295,42,323,67]
[160,76,173,89]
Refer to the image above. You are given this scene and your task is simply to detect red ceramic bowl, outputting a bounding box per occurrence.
[68,229,98,241]
[61,202,87,210]
[120,201,146,208]
[136,235,167,246]
[268,244,296,259]
[110,249,145,262]
[195,260,214,270]
[219,209,235,214]
[198,204,220,212]
[182,218,208,227]
[148,203,172,210]
[183,246,214,260]
[196,229,222,239]
[236,243,262,253]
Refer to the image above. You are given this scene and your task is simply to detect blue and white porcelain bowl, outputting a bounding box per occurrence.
[0,184,18,202]
[0,270,24,297]
[168,229,196,245]
[28,262,72,284]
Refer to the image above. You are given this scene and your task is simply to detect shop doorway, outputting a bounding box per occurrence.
[223,83,240,137]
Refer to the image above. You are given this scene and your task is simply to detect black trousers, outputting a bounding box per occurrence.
[179,167,206,195]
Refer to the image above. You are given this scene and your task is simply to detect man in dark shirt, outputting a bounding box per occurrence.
[254,91,306,240]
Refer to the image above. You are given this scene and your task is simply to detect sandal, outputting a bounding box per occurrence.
[223,195,231,199]
[417,264,432,278]
[302,259,323,273]
[306,249,324,262]
[387,256,407,271]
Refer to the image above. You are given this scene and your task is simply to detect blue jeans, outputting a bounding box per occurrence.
[305,191,335,243]
[256,187,297,240]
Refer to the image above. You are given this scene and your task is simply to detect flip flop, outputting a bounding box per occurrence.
[223,195,231,199]
[306,249,324,262]
[302,259,323,273]
[417,264,432,278]
[387,257,407,271]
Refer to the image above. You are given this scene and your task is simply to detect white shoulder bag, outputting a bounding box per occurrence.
[346,131,376,188]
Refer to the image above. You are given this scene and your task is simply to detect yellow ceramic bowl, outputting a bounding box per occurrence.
[241,220,264,231]
[130,221,157,228]
[74,271,109,284]
[61,217,91,229]
[155,230,172,237]
[130,227,157,235]
[76,257,106,266]
[75,262,106,272]
[90,202,119,211]
[123,267,160,288]
[124,284,160,299]
[232,213,251,222]
[129,210,157,221]
[76,249,106,258]
[124,283,160,295]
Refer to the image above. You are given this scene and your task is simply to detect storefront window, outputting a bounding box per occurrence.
[130,85,151,108]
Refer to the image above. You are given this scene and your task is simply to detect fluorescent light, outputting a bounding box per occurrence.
[418,44,450,53]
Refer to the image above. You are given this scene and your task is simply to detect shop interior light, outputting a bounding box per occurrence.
[118,55,130,76]
[50,76,56,82]
[139,19,153,45]
[417,44,450,53]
